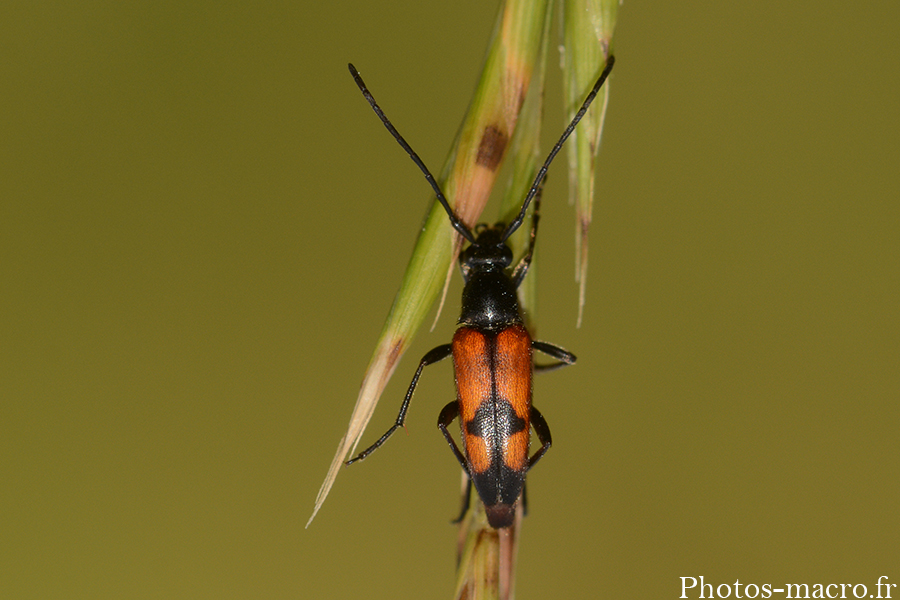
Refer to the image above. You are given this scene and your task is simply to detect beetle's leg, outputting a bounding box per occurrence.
[520,406,553,518]
[532,340,577,373]
[451,478,473,525]
[527,405,552,470]
[510,183,544,288]
[346,344,453,464]
[437,401,469,473]
[437,400,474,523]
[522,483,529,517]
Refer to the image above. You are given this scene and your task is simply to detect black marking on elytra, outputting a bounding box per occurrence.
[473,462,522,506]
[475,124,508,171]
[465,398,526,438]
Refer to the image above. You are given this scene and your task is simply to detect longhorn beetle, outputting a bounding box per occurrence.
[345,56,615,529]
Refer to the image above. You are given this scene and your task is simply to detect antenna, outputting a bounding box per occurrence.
[348,64,476,244]
[501,55,615,242]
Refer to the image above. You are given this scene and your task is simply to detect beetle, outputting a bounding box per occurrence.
[345,56,615,529]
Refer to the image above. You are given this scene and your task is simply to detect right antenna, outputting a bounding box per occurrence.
[501,55,615,242]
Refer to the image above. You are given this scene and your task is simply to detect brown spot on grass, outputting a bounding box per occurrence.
[476,125,508,171]
[386,338,404,369]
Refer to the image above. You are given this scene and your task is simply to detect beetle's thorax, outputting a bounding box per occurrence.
[457,225,522,330]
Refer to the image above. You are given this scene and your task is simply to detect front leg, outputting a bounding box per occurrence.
[346,344,453,465]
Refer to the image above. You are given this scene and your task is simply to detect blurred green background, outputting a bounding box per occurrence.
[2,1,898,598]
